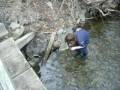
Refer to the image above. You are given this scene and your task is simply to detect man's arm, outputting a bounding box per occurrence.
[70,46,84,51]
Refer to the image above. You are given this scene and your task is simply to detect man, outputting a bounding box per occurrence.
[65,20,89,59]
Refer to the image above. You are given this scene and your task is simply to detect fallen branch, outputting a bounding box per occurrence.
[43,32,56,62]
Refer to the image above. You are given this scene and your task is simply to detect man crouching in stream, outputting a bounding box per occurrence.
[65,20,90,60]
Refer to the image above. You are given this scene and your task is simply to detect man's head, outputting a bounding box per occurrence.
[65,33,77,48]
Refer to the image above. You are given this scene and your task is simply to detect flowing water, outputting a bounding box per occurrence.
[40,18,120,90]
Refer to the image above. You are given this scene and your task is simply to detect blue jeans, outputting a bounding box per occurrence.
[75,47,88,60]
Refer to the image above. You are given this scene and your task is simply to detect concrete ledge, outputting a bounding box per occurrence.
[0,38,47,90]
[0,38,30,78]
[0,59,15,90]
[13,68,47,90]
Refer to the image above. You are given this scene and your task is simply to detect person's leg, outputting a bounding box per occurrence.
[80,47,88,60]
[70,48,88,60]
[74,49,86,65]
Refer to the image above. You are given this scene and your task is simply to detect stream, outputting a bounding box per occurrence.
[40,18,120,90]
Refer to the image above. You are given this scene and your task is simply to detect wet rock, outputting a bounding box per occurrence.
[53,40,61,49]
[9,22,24,40]
[25,33,50,66]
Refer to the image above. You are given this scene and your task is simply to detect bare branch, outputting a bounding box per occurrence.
[107,8,120,13]
[58,0,65,15]
[96,8,110,16]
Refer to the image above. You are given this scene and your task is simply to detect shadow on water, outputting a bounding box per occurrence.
[40,18,120,90]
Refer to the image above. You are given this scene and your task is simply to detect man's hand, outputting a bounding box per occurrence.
[70,46,84,51]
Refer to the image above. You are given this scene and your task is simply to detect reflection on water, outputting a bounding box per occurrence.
[40,18,120,90]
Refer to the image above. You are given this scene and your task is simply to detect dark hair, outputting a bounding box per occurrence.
[65,33,75,43]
